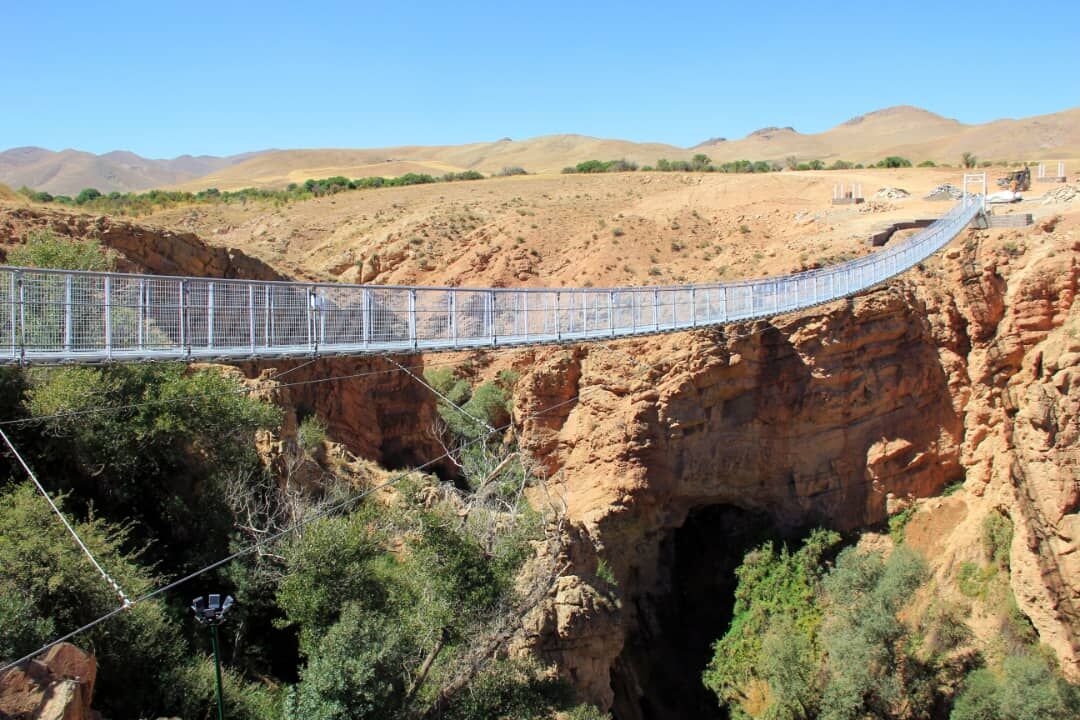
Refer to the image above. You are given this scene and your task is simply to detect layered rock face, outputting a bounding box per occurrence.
[0,643,98,720]
[0,206,284,280]
[511,219,1079,710]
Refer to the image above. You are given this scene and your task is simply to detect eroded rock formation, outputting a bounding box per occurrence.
[508,219,1079,711]
[0,206,284,280]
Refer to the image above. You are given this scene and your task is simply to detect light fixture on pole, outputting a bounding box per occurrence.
[191,594,235,720]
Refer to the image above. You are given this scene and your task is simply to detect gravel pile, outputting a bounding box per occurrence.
[875,187,910,199]
[925,183,963,201]
[1041,184,1079,204]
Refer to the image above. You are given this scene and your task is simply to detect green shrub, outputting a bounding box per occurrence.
[951,654,1080,720]
[876,156,913,168]
[703,529,840,717]
[175,658,281,720]
[918,160,937,167]
[956,561,996,599]
[982,511,1013,568]
[889,504,918,544]
[962,152,977,169]
[8,229,115,271]
[0,483,186,718]
[299,415,328,453]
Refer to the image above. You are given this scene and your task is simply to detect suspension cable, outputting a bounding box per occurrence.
[0,428,132,609]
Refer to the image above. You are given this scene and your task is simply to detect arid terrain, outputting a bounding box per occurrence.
[1,150,1079,718]
[4,104,1078,195]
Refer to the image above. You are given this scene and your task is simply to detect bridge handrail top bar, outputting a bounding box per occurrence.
[0,195,978,296]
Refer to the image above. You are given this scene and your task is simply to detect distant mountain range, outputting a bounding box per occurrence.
[4,105,1079,195]
[0,147,264,195]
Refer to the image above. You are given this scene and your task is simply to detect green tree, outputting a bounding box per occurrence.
[8,229,115,271]
[951,654,1080,720]
[703,529,840,718]
[0,482,186,718]
[961,152,977,169]
[75,187,102,204]
[818,546,927,720]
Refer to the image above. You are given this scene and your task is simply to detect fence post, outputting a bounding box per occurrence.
[522,292,529,341]
[64,275,73,353]
[653,289,659,332]
[489,290,497,346]
[361,289,371,349]
[306,286,315,355]
[137,279,145,352]
[554,292,561,341]
[608,291,615,337]
[12,272,21,363]
[410,289,418,350]
[448,291,456,345]
[207,281,214,350]
[248,285,256,354]
[690,287,697,327]
[180,280,189,359]
[104,276,112,360]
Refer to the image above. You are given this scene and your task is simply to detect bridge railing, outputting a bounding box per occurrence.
[0,196,981,364]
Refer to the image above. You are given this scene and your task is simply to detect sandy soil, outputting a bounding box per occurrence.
[138,167,1077,291]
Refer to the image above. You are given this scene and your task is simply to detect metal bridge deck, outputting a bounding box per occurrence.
[0,197,982,366]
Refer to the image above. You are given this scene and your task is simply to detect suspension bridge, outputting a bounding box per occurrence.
[0,189,985,366]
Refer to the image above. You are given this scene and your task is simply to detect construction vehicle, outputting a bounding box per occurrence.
[996,165,1031,192]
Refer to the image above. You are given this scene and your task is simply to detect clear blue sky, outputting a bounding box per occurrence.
[5,0,1078,158]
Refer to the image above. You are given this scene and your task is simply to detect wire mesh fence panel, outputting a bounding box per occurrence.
[493,291,522,340]
[414,288,450,344]
[20,272,67,352]
[581,291,611,335]
[0,196,982,363]
[0,272,15,358]
[673,288,694,327]
[142,278,182,350]
[448,290,486,342]
[317,286,366,347]
[368,288,409,344]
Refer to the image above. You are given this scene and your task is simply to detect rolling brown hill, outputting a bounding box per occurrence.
[6,105,1079,195]
[697,105,1080,165]
[0,147,265,195]
[176,135,694,190]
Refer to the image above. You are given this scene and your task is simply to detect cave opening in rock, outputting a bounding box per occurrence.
[610,504,777,720]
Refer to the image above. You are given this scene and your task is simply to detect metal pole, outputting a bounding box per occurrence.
[210,624,225,720]
[608,291,615,337]
[207,282,214,350]
[104,276,112,359]
[248,285,255,354]
[179,280,187,358]
[64,275,72,353]
[362,289,370,348]
[410,289,418,349]
[449,291,456,344]
[137,279,145,351]
[554,292,561,340]
[521,292,528,341]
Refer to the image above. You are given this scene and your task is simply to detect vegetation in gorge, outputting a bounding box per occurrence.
[0,235,607,718]
[703,511,1080,720]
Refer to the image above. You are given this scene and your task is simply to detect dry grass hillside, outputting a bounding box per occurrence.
[0,147,262,196]
[114,166,1071,293]
[175,105,1080,191]
[7,105,1080,196]
[176,136,694,190]
[699,105,1080,165]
